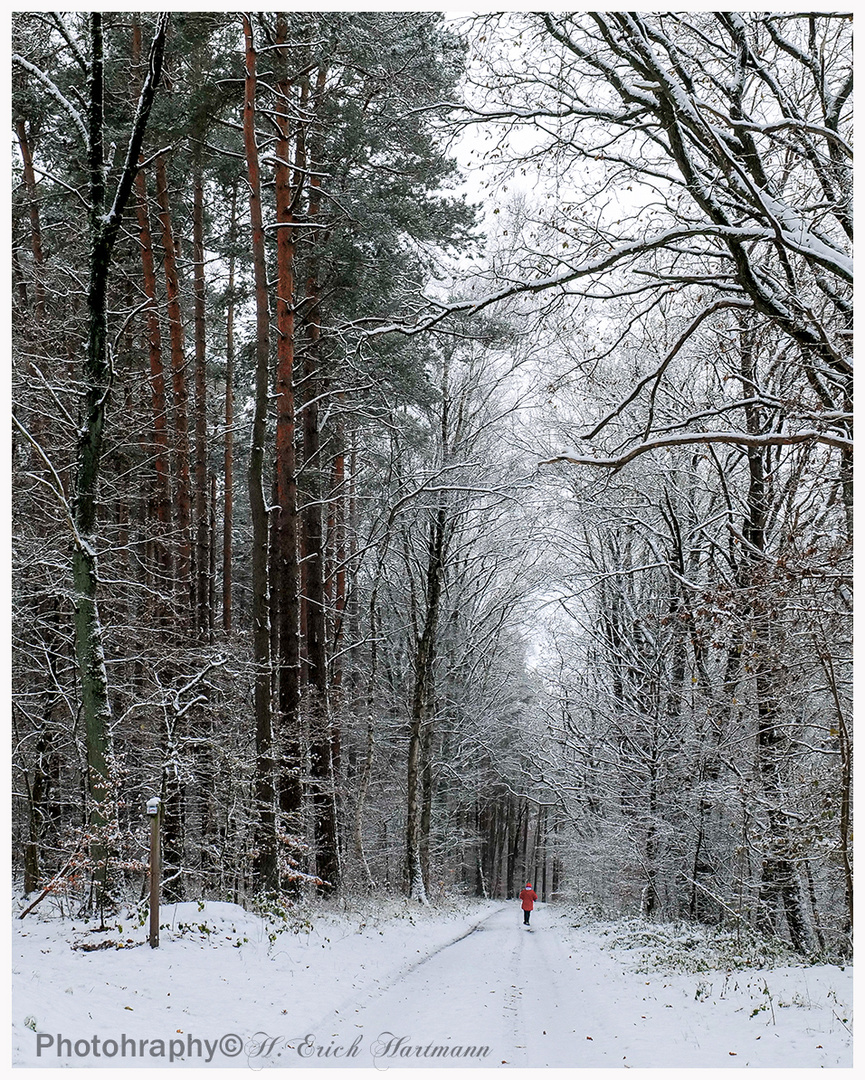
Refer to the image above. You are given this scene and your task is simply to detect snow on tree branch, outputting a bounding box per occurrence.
[12,53,88,147]
[542,430,851,474]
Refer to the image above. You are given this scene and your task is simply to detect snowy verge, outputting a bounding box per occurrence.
[11,891,502,1068]
[551,906,852,1068]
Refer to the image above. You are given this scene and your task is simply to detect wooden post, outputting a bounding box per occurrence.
[147,797,162,948]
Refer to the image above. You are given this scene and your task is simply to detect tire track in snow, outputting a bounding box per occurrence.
[274,903,581,1069]
[502,910,532,1066]
[245,905,853,1069]
[497,909,588,1067]
[277,903,521,1068]
[264,903,509,1067]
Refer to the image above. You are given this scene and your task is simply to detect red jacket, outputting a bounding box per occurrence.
[520,886,537,911]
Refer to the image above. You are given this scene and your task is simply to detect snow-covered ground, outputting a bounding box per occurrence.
[11,894,852,1069]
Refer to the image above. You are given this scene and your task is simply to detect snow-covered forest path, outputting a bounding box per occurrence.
[13,898,851,1069]
[260,903,850,1070]
[294,902,577,1068]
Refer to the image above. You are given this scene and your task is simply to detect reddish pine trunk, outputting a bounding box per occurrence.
[301,64,339,889]
[273,20,304,826]
[13,115,47,451]
[222,184,237,634]
[242,13,278,894]
[326,427,346,778]
[133,168,173,576]
[14,118,45,322]
[154,154,193,610]
[209,472,216,639]
[302,278,336,885]
[130,17,171,588]
[192,169,210,638]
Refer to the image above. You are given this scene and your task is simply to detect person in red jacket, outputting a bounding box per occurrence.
[519,882,538,925]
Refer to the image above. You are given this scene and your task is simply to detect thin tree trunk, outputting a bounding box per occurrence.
[419,702,436,889]
[130,20,172,589]
[507,801,523,899]
[534,805,545,899]
[641,757,659,918]
[476,805,489,898]
[14,118,45,323]
[301,63,339,890]
[273,22,304,843]
[539,812,546,902]
[302,289,339,891]
[242,13,277,894]
[352,523,389,890]
[192,165,209,638]
[406,506,447,903]
[209,472,216,641]
[222,183,237,634]
[160,708,184,902]
[825,653,853,949]
[23,725,54,895]
[328,417,347,785]
[154,153,192,613]
[351,622,376,889]
[133,168,173,581]
[738,322,812,954]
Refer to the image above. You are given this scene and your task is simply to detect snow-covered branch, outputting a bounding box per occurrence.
[12,53,88,147]
[542,429,850,473]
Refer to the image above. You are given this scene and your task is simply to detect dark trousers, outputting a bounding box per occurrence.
[523,909,531,924]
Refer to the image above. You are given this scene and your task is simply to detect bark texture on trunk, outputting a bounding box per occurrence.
[406,506,447,903]
[192,167,210,639]
[739,323,813,955]
[133,168,173,579]
[299,62,339,891]
[272,22,304,839]
[14,117,45,322]
[154,153,192,610]
[222,183,238,634]
[73,12,167,910]
[242,13,277,895]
